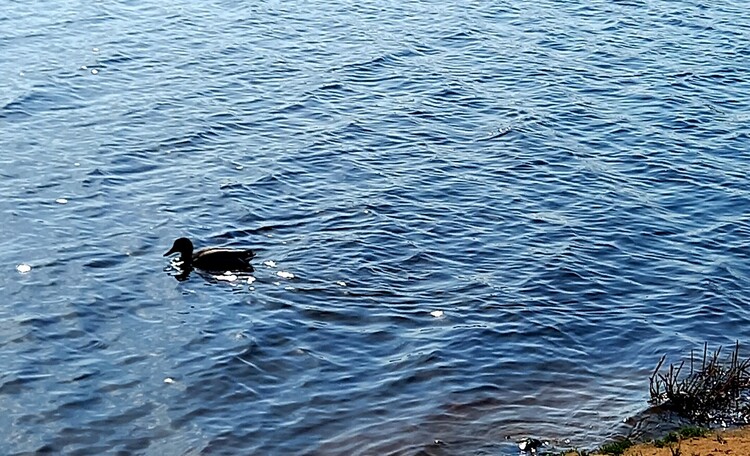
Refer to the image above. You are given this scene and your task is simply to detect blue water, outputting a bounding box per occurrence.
[1,0,749,454]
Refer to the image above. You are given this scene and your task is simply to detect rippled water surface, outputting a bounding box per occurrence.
[2,0,750,454]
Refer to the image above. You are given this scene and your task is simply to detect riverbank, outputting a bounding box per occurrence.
[564,426,750,456]
[625,427,750,456]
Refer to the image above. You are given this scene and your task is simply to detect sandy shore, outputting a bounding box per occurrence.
[622,427,750,456]
[564,426,750,455]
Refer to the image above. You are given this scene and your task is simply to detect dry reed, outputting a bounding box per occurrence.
[649,342,750,424]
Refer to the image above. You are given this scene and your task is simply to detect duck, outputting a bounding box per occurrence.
[164,237,255,272]
[518,437,547,454]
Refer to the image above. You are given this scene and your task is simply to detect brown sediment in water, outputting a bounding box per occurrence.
[623,427,750,456]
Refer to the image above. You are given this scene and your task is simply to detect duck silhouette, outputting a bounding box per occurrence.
[164,237,255,273]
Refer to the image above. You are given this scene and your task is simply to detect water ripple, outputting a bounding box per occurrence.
[1,0,749,454]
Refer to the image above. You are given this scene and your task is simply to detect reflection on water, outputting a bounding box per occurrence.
[1,0,750,454]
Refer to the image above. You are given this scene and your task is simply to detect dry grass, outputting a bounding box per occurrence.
[649,342,750,424]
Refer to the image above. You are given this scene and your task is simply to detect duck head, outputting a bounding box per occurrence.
[164,237,194,262]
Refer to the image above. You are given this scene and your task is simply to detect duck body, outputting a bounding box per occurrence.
[518,437,546,454]
[164,237,255,272]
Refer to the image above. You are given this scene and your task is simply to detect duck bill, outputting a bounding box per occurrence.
[164,247,177,257]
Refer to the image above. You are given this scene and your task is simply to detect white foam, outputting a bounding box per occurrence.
[277,271,294,279]
[16,264,31,273]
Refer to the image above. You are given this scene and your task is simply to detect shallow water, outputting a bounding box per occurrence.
[1,0,749,454]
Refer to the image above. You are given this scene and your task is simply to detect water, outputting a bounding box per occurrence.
[1,0,749,454]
